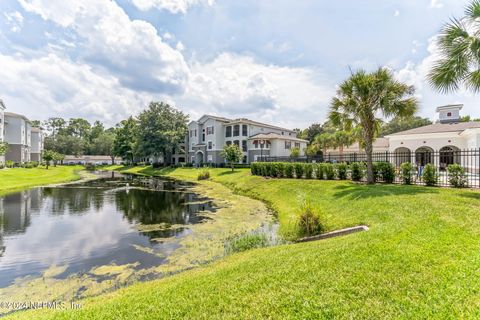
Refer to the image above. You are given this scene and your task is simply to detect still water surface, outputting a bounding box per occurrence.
[0,172,215,288]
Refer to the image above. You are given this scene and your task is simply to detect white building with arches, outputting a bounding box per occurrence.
[386,105,480,170]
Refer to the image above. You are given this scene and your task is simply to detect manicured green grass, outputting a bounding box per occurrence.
[9,167,480,319]
[0,165,83,195]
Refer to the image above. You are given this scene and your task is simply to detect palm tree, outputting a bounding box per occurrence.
[333,131,355,161]
[428,0,480,93]
[313,133,333,158]
[330,68,418,184]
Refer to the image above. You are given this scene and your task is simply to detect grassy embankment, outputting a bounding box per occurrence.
[8,166,480,319]
[0,165,85,196]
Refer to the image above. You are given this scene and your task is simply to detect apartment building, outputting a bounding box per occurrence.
[4,112,32,163]
[30,127,44,162]
[0,100,5,164]
[187,115,308,165]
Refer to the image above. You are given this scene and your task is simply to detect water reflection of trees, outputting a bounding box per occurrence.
[41,188,105,214]
[115,189,194,225]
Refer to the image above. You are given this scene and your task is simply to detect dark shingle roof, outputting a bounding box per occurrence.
[388,121,480,136]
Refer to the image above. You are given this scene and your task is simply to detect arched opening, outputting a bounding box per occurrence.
[439,146,460,170]
[415,147,433,166]
[195,151,204,166]
[394,147,411,167]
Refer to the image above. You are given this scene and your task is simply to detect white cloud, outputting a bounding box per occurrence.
[18,0,189,94]
[182,53,333,128]
[130,0,215,14]
[0,53,152,124]
[4,11,24,33]
[394,10,400,17]
[7,0,334,128]
[430,0,444,9]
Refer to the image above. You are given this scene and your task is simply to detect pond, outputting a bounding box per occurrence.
[2,171,276,309]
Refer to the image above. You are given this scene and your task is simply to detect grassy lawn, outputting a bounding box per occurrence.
[8,166,480,319]
[0,165,84,196]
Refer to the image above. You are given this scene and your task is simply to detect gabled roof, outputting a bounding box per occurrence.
[387,121,480,136]
[248,133,308,142]
[4,112,30,123]
[192,114,295,133]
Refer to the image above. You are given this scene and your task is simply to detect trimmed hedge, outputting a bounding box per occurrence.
[251,161,469,188]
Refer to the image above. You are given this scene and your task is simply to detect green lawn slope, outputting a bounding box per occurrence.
[0,165,83,196]
[8,167,480,319]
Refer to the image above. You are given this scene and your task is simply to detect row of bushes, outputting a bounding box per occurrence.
[251,162,397,183]
[251,162,470,188]
[0,161,41,169]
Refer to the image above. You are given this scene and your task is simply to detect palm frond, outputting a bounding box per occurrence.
[466,0,480,19]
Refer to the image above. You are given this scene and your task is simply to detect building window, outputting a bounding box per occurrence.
[194,129,197,137]
[226,126,232,137]
[233,125,240,136]
[295,142,301,148]
[208,141,213,150]
[254,141,258,148]
[207,126,214,135]
[226,141,232,146]
[233,140,240,147]
[242,125,248,136]
[202,129,205,142]
[281,131,284,135]
[242,140,247,152]
[285,141,291,149]
[447,112,452,117]
[242,155,247,164]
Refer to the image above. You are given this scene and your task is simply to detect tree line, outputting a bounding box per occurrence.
[37,102,188,165]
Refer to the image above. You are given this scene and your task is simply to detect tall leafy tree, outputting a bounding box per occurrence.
[0,142,8,157]
[113,116,138,164]
[136,102,188,165]
[91,131,116,163]
[301,123,323,143]
[380,116,432,136]
[313,132,334,155]
[428,1,480,93]
[43,117,66,137]
[221,144,243,171]
[333,130,355,159]
[330,68,418,184]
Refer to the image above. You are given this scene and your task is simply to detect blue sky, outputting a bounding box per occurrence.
[0,0,477,128]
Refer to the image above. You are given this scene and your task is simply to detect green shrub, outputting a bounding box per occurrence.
[375,162,396,183]
[259,163,267,176]
[422,164,438,186]
[267,163,277,177]
[399,162,414,185]
[5,160,14,168]
[335,163,348,180]
[294,163,304,179]
[315,163,324,180]
[447,164,467,188]
[250,163,259,175]
[297,199,323,237]
[225,232,268,254]
[197,168,210,180]
[284,163,294,178]
[324,163,335,180]
[304,164,313,179]
[276,163,285,178]
[350,162,365,181]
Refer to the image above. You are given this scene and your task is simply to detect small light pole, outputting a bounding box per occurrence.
[260,140,265,162]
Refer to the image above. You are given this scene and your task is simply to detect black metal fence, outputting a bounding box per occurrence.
[259,149,480,188]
